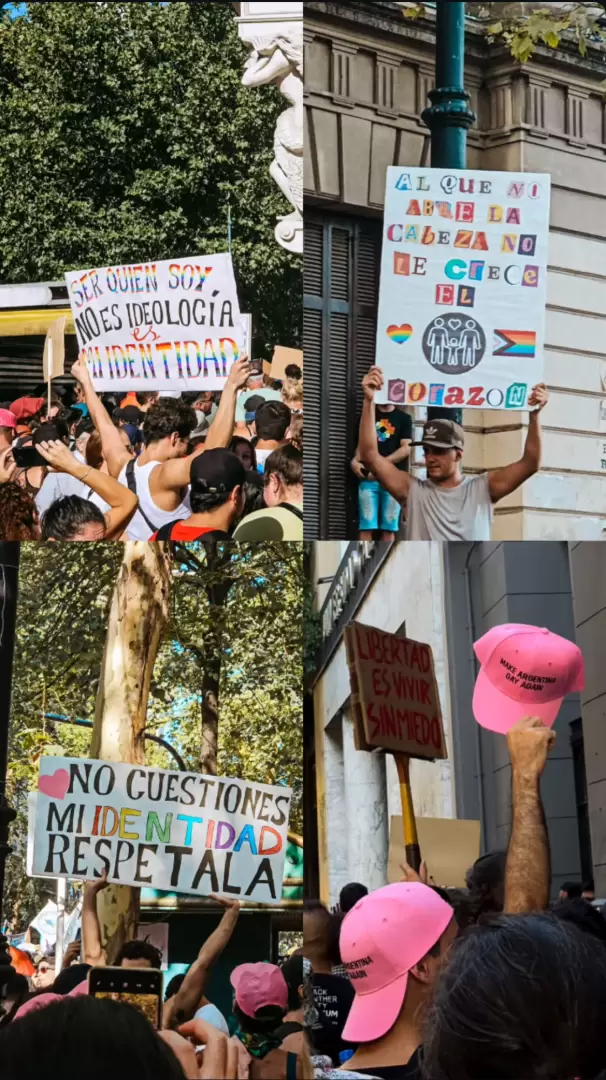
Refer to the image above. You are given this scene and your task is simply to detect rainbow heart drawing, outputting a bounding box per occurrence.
[387,324,413,345]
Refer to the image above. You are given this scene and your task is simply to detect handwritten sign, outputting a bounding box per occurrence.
[376,168,551,411]
[345,622,446,760]
[65,255,245,392]
[32,757,291,906]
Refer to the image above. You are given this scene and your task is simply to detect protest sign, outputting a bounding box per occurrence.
[376,168,551,411]
[345,621,446,760]
[32,757,292,906]
[65,255,245,392]
[388,816,481,888]
[272,346,303,381]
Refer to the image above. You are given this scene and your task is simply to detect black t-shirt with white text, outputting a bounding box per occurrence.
[310,972,355,1064]
[374,408,413,471]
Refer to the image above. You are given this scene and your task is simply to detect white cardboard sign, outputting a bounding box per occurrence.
[32,757,291,906]
[376,168,551,411]
[65,254,245,392]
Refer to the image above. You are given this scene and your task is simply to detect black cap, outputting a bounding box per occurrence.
[190,449,246,494]
[244,394,266,415]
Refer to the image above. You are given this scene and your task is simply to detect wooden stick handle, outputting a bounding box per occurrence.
[396,753,421,873]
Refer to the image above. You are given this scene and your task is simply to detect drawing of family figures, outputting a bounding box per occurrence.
[427,318,483,369]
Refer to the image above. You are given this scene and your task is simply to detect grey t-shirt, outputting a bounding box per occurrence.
[405,472,493,541]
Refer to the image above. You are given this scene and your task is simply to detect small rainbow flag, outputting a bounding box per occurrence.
[493,330,536,358]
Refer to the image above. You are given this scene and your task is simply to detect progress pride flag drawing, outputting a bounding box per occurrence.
[347,622,447,760]
[65,254,246,392]
[32,757,291,906]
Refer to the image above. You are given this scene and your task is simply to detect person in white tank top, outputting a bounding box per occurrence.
[71,356,254,540]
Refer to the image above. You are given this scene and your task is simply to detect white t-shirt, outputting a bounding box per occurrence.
[117,460,191,540]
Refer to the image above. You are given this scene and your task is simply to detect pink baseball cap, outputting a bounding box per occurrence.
[473,623,584,735]
[0,409,16,429]
[230,963,287,1019]
[340,883,454,1044]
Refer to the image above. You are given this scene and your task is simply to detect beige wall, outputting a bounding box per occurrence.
[305,2,606,539]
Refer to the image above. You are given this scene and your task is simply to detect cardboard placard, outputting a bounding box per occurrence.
[345,621,446,760]
[43,316,67,381]
[65,255,245,392]
[388,815,481,888]
[32,757,291,906]
[272,346,303,382]
[376,168,551,411]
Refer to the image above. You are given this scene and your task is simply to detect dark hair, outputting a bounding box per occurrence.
[255,401,291,443]
[74,416,95,439]
[0,971,29,1030]
[234,1003,285,1035]
[561,881,583,899]
[423,913,606,1080]
[115,940,162,969]
[0,996,186,1080]
[583,879,596,894]
[136,393,156,407]
[264,444,303,490]
[51,964,91,995]
[143,400,196,447]
[86,432,104,469]
[303,901,343,966]
[164,974,185,1002]
[339,882,368,914]
[240,478,265,519]
[552,897,606,944]
[190,487,233,516]
[285,364,302,381]
[230,436,257,472]
[32,421,69,446]
[41,496,106,541]
[0,484,39,541]
[279,956,303,1013]
[460,850,506,925]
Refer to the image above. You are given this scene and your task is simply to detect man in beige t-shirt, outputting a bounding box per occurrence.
[358,367,549,542]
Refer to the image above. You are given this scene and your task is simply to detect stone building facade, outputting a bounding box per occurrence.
[305,1,606,540]
[308,541,606,906]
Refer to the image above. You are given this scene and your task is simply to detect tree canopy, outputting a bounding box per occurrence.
[6,542,303,931]
[0,1,301,355]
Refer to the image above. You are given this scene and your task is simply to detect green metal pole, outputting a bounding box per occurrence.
[422,0,476,168]
[422,1,476,423]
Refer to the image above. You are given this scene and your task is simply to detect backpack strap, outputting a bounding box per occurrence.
[286,1052,298,1080]
[154,524,231,542]
[125,459,158,535]
[280,504,304,522]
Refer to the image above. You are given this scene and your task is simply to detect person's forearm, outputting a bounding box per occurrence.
[387,446,410,465]
[358,399,379,468]
[522,410,542,472]
[82,890,106,966]
[168,908,240,1028]
[77,367,130,476]
[205,386,238,450]
[504,772,551,913]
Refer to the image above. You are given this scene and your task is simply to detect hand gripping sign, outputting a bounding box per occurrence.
[32,757,291,906]
[65,255,246,393]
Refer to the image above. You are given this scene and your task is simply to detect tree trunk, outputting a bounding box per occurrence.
[90,543,173,964]
[199,543,234,777]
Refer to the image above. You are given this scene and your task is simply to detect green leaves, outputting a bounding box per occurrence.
[0,2,301,353]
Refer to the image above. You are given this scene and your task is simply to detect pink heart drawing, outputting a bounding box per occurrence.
[38,769,70,801]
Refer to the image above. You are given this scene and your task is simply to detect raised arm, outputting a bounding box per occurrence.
[82,871,110,967]
[71,359,132,479]
[504,716,555,914]
[154,357,254,493]
[205,357,253,450]
[487,385,548,504]
[37,441,138,539]
[358,368,411,501]
[163,897,240,1030]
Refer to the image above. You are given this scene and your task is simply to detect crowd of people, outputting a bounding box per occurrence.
[0,357,304,543]
[0,883,309,1080]
[353,366,549,542]
[303,717,606,1080]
